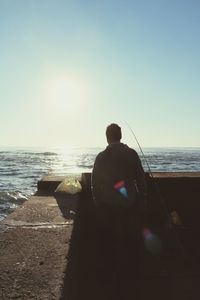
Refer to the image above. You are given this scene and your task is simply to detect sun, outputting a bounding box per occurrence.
[51,78,81,104]
[45,75,86,113]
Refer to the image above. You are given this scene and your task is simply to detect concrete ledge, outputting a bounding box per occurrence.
[149,172,200,177]
[2,196,76,226]
[37,175,81,195]
[0,225,71,299]
[2,196,77,226]
[37,172,200,194]
[0,191,79,299]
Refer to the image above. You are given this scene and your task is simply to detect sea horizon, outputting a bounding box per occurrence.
[0,146,200,221]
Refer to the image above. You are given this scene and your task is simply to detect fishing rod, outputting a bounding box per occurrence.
[125,122,190,260]
[125,121,170,219]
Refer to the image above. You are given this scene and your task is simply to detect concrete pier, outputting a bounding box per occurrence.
[1,172,200,299]
[0,191,78,299]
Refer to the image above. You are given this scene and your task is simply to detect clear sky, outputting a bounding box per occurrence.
[0,0,200,148]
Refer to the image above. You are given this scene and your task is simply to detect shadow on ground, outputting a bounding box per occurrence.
[55,186,200,300]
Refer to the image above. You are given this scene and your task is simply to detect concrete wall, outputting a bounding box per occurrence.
[81,172,200,229]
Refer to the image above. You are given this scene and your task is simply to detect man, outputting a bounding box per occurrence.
[92,123,147,219]
[91,123,147,290]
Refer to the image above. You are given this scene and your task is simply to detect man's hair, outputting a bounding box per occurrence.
[106,123,122,142]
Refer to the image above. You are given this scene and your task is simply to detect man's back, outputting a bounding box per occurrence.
[92,142,147,210]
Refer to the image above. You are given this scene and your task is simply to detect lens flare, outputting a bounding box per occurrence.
[114,180,128,198]
[143,228,161,254]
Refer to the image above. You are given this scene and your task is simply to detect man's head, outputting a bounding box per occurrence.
[106,123,122,144]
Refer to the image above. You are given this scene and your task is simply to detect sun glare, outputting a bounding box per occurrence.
[44,75,87,114]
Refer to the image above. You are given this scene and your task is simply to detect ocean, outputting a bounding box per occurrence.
[0,146,200,221]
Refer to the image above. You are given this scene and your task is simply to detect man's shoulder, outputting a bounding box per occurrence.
[129,147,139,156]
[95,149,108,161]
[95,144,139,161]
[123,144,139,156]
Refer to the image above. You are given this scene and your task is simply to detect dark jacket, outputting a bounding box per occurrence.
[91,143,147,211]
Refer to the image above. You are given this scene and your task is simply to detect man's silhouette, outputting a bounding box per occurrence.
[92,123,147,218]
[91,123,147,290]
